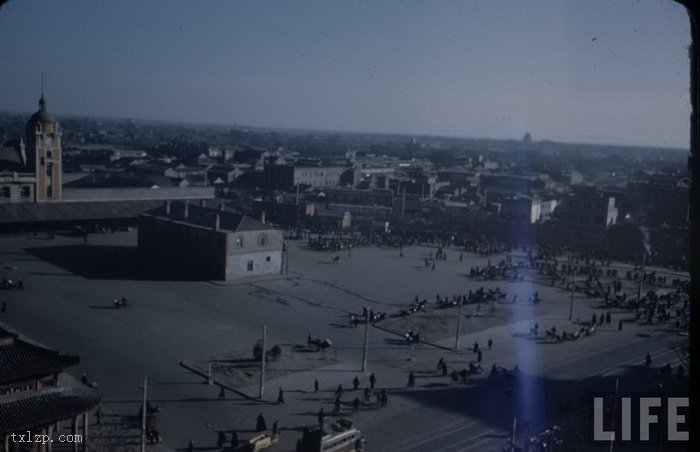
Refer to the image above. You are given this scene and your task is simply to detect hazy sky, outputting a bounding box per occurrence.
[0,0,691,148]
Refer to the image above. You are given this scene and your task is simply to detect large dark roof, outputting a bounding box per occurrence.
[0,330,79,384]
[0,145,26,172]
[0,200,166,227]
[0,387,99,434]
[142,201,275,233]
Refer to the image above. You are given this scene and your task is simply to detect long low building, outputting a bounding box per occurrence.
[138,201,283,281]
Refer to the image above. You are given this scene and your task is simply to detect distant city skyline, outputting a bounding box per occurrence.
[0,0,691,149]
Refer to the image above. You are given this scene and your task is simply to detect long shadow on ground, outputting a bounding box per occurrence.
[25,245,198,281]
[372,364,688,452]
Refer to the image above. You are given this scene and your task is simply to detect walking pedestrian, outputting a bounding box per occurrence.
[335,384,344,398]
[408,372,415,388]
[256,413,267,432]
[369,373,376,389]
[217,386,226,400]
[314,377,319,393]
[353,375,360,391]
[188,440,195,452]
[363,387,371,401]
[230,430,238,448]
[1,302,6,314]
[477,350,483,363]
[318,408,325,429]
[618,319,623,331]
[81,373,89,386]
[277,387,285,404]
[272,420,278,435]
[334,397,341,413]
[353,397,360,411]
[488,339,493,350]
[95,405,103,427]
[217,431,227,447]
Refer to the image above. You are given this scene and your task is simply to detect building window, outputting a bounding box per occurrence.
[1,187,9,198]
[266,256,271,262]
[20,186,31,198]
[236,236,244,248]
[258,233,268,247]
[247,260,254,271]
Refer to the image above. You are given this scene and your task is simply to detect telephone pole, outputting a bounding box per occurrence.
[636,253,646,305]
[455,298,463,349]
[362,311,370,372]
[259,325,267,399]
[140,376,147,452]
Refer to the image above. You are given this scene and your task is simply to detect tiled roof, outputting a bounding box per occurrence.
[0,387,100,434]
[142,201,275,233]
[0,332,79,384]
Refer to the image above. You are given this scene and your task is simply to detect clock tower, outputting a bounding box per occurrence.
[24,93,62,201]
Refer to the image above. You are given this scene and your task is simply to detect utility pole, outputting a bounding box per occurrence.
[401,186,406,218]
[636,253,646,305]
[140,376,147,452]
[259,325,267,399]
[609,377,619,452]
[362,311,369,372]
[280,243,284,274]
[569,267,576,321]
[455,298,463,349]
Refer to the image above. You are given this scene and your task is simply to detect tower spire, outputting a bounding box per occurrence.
[39,74,46,111]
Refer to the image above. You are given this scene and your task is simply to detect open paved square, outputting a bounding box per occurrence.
[0,231,689,451]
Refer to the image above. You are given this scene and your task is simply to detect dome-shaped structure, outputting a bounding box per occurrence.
[28,94,56,125]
